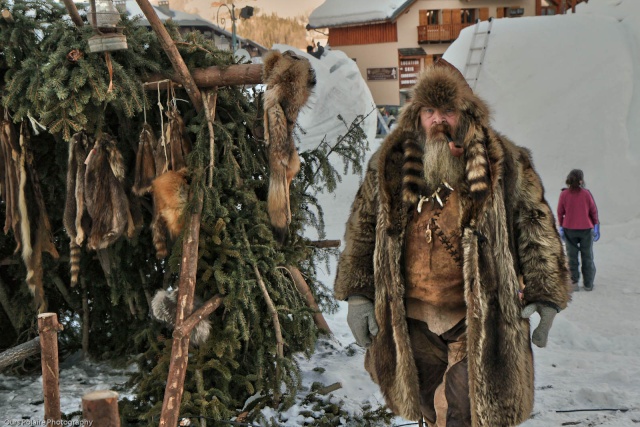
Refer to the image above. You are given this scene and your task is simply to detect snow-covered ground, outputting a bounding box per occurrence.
[2,0,640,424]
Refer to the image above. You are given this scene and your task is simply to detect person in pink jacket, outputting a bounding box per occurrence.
[557,169,599,291]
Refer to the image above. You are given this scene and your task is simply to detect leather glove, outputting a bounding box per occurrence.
[347,296,379,348]
[558,226,564,239]
[521,303,558,348]
[593,223,600,242]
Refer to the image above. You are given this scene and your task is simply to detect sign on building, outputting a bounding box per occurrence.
[367,67,398,81]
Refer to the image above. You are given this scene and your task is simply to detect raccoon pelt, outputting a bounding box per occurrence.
[84,133,135,251]
[151,168,188,259]
[132,123,158,196]
[151,288,211,346]
[262,50,316,242]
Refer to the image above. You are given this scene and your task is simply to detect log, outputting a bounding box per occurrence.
[144,64,263,89]
[135,0,203,111]
[0,337,40,371]
[173,294,224,339]
[158,187,204,427]
[308,239,341,249]
[316,381,342,395]
[286,266,332,334]
[61,0,84,27]
[82,390,120,427]
[38,312,63,422]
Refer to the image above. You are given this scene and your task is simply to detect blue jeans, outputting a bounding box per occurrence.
[563,228,596,289]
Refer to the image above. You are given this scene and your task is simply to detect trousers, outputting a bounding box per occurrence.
[408,317,471,427]
[563,228,596,289]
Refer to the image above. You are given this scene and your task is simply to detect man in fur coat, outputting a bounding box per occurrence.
[335,60,571,426]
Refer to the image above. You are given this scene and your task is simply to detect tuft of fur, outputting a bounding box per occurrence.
[262,50,316,241]
[151,169,188,259]
[151,289,212,346]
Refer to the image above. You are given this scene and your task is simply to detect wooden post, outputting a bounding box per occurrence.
[37,312,63,422]
[135,0,203,111]
[82,390,120,427]
[0,337,40,371]
[158,187,204,427]
[61,0,84,27]
[308,239,341,249]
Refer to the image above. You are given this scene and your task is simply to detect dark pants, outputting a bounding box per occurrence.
[563,228,596,289]
[408,318,471,427]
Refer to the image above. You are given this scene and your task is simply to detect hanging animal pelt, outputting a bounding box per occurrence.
[164,104,192,172]
[0,117,22,252]
[151,168,188,259]
[63,131,93,287]
[262,50,316,241]
[151,288,211,346]
[132,123,158,196]
[84,133,135,251]
[1,119,59,312]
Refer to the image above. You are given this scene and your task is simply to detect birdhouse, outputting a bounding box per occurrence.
[87,0,128,53]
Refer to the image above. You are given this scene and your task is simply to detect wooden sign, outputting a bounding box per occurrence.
[367,67,398,81]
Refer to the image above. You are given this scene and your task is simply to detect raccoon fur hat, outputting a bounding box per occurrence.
[397,59,491,146]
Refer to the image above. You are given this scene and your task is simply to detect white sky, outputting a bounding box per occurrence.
[2,0,640,424]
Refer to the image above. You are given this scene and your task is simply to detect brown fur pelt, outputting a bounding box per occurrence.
[84,133,134,251]
[151,168,188,259]
[132,123,158,196]
[262,50,316,241]
[164,105,192,172]
[0,117,22,252]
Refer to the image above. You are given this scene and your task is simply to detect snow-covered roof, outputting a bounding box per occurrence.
[307,0,414,29]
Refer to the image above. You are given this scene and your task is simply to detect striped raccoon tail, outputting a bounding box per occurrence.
[69,240,81,287]
[151,289,212,346]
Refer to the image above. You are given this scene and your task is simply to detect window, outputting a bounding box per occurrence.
[540,7,555,15]
[461,9,477,24]
[426,10,439,25]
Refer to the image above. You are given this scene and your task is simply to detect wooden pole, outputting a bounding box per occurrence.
[144,64,263,90]
[308,239,341,249]
[285,266,332,334]
[173,294,224,339]
[82,390,120,427]
[37,312,63,423]
[61,0,84,27]
[158,187,204,427]
[0,337,40,371]
[135,0,203,111]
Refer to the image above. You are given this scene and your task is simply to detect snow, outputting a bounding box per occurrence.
[308,0,409,28]
[2,0,640,424]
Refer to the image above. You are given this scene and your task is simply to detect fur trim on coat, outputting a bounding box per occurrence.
[334,64,571,425]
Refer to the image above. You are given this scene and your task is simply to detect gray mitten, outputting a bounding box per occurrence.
[521,303,558,348]
[347,296,379,347]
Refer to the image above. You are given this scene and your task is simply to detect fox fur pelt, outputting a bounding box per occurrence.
[262,50,316,241]
[151,168,188,259]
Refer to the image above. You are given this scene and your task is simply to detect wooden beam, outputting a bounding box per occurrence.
[38,313,63,423]
[135,0,203,111]
[0,337,40,371]
[144,63,263,90]
[61,0,84,28]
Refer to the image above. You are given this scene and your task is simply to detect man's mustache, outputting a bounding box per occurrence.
[429,123,462,148]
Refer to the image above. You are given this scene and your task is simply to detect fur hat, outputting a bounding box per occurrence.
[397,59,490,146]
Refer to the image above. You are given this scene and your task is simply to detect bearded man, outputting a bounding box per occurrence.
[335,60,571,426]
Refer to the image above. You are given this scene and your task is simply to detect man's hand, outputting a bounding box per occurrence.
[593,223,600,242]
[521,303,558,348]
[347,296,379,347]
[559,226,564,239]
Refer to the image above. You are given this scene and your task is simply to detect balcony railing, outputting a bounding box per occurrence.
[417,23,472,43]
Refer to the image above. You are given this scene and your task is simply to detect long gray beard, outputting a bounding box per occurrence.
[422,134,465,192]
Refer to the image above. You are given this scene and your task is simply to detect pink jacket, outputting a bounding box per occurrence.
[557,188,599,230]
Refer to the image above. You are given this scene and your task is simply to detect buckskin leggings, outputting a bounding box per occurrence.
[408,318,471,427]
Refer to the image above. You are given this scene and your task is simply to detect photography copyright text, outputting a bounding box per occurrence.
[4,421,93,426]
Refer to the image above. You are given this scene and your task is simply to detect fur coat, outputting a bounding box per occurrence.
[334,63,571,426]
